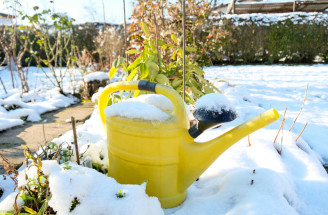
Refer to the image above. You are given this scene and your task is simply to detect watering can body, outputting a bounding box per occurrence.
[99,81,280,208]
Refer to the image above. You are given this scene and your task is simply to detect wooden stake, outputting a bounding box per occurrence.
[153,14,161,73]
[182,0,186,102]
[274,108,287,144]
[296,122,308,142]
[289,84,308,131]
[280,116,285,155]
[0,77,7,94]
[71,116,80,165]
[123,0,128,66]
[42,120,47,144]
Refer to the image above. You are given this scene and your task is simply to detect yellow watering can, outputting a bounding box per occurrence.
[98,80,279,208]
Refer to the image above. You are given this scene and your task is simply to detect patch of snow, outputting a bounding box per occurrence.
[126,94,174,112]
[0,161,164,215]
[0,118,24,130]
[2,64,328,215]
[105,101,170,121]
[222,12,328,27]
[195,93,235,113]
[0,67,80,131]
[83,71,109,82]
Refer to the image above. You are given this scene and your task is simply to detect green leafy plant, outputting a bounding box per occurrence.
[39,142,73,163]
[63,162,72,170]
[69,197,80,212]
[14,146,55,214]
[110,22,219,104]
[92,163,104,173]
[115,189,126,199]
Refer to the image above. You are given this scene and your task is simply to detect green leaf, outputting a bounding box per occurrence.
[126,50,140,54]
[185,46,197,52]
[155,74,170,85]
[172,78,183,87]
[121,61,128,72]
[204,85,215,94]
[139,63,149,78]
[178,48,183,59]
[109,67,117,79]
[142,22,150,37]
[112,58,121,68]
[42,59,48,66]
[38,199,49,215]
[128,56,141,71]
[70,56,77,62]
[146,61,159,73]
[192,65,204,75]
[127,68,138,81]
[134,90,140,97]
[24,207,37,214]
[171,34,178,44]
[158,40,165,47]
[191,86,203,97]
[22,35,26,39]
[150,41,156,52]
[148,69,158,82]
[172,51,177,61]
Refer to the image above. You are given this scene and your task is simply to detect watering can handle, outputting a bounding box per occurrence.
[98,80,188,128]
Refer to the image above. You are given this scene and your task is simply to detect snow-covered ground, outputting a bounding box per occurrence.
[1,64,328,214]
[0,67,109,131]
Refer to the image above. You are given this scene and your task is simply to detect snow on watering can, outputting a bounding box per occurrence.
[98,80,279,208]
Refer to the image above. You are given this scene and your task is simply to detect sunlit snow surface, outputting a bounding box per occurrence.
[1,65,328,215]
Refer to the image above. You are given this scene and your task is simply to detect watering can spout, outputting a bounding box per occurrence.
[179,108,279,191]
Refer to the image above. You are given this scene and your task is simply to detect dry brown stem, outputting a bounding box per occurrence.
[71,116,80,165]
[296,122,308,142]
[0,152,19,188]
[153,13,161,73]
[274,107,287,144]
[289,84,308,131]
[248,135,251,147]
[280,116,285,155]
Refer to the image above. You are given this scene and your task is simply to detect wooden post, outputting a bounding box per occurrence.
[153,14,161,73]
[123,0,128,66]
[182,0,186,102]
[71,116,80,165]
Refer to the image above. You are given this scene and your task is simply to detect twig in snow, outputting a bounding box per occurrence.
[289,84,308,131]
[280,115,285,155]
[71,116,80,165]
[296,122,308,142]
[274,108,287,144]
[248,135,251,147]
[0,77,7,94]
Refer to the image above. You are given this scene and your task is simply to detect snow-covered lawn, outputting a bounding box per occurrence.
[1,64,328,214]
